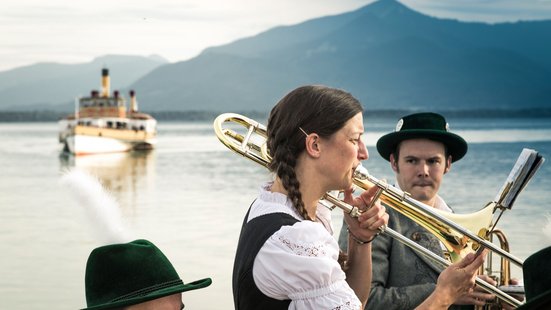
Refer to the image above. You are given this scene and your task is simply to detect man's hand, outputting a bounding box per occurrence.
[453,274,495,306]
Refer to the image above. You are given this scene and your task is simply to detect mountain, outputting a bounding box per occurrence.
[0,55,168,111]
[2,0,550,115]
[129,0,551,113]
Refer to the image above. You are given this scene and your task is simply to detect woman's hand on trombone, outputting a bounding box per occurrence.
[343,185,388,243]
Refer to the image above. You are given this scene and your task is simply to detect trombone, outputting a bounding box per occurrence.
[213,112,527,308]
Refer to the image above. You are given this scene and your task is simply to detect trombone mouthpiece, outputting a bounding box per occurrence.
[353,163,369,180]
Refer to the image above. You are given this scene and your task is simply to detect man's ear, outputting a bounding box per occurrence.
[390,153,399,173]
[444,155,452,174]
[304,134,321,158]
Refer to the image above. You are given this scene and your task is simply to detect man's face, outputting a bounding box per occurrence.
[390,138,451,206]
[125,293,184,310]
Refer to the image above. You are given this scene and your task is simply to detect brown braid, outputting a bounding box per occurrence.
[272,144,312,221]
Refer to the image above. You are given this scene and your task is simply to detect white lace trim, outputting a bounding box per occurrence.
[277,233,328,257]
[330,301,359,310]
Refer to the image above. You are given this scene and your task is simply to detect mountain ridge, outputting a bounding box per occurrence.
[0,54,167,111]
[1,0,550,115]
[128,0,550,112]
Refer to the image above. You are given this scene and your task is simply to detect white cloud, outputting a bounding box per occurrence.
[0,0,371,71]
[1,0,550,71]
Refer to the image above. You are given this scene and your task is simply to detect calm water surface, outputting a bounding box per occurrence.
[1,118,550,309]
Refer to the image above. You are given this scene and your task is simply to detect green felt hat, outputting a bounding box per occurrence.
[376,112,467,163]
[83,239,212,310]
[517,246,551,309]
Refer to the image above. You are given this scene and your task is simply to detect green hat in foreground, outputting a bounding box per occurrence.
[83,239,212,310]
[376,112,467,163]
[517,246,551,309]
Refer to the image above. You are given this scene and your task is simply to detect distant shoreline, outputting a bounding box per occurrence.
[1,108,551,122]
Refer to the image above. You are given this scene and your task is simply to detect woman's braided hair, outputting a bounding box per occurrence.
[266,85,363,221]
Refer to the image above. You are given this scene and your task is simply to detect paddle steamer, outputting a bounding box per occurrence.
[58,69,157,155]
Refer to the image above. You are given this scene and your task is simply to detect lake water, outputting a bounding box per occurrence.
[1,117,550,309]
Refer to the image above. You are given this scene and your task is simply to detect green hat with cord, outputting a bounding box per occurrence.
[83,239,212,310]
[376,112,467,163]
[517,246,551,309]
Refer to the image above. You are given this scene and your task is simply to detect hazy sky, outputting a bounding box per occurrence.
[2,0,551,72]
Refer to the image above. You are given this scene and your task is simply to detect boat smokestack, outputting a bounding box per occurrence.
[130,90,138,112]
[101,68,110,98]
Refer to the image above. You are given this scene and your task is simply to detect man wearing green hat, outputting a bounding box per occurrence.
[339,112,496,309]
[82,239,212,310]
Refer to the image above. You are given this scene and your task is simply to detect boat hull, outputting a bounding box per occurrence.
[63,125,157,155]
[67,135,129,155]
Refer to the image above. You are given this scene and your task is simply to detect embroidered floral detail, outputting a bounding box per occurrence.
[331,301,356,309]
[278,235,327,257]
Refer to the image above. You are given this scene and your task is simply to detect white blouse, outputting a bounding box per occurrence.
[247,183,361,310]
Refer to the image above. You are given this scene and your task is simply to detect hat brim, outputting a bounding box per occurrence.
[376,129,467,163]
[517,289,551,309]
[82,278,212,310]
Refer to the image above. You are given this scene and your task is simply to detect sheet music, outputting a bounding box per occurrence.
[494,148,544,209]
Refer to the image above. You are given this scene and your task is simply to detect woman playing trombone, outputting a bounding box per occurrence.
[232,85,487,309]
